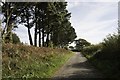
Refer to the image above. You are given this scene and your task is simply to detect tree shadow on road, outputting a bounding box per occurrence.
[53,60,105,80]
[67,60,93,69]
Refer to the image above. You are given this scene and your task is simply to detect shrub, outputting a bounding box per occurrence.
[84,34,120,78]
[12,33,20,44]
[101,34,119,60]
[82,44,102,56]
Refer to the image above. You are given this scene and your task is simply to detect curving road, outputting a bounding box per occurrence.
[53,52,104,79]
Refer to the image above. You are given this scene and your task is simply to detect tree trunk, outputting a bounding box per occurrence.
[46,8,50,47]
[42,16,45,47]
[46,32,49,47]
[28,27,33,45]
[4,3,12,43]
[27,18,33,45]
[34,22,37,46]
[34,6,38,47]
[5,22,13,43]
[42,28,45,47]
[39,28,41,47]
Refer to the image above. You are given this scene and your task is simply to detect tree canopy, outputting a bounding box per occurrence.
[1,2,77,48]
[75,38,91,51]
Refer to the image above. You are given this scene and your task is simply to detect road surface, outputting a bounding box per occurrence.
[53,52,104,79]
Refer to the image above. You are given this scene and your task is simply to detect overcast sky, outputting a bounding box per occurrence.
[12,0,119,45]
[67,1,118,46]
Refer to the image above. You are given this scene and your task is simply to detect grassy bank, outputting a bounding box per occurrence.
[2,43,74,79]
[82,34,120,78]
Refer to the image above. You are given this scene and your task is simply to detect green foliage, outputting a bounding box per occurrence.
[82,34,120,78]
[1,2,77,47]
[2,2,24,43]
[75,38,91,51]
[82,44,102,56]
[12,33,20,44]
[2,43,73,78]
[69,46,74,50]
[101,34,119,59]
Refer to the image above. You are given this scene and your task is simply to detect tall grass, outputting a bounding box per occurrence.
[2,43,73,79]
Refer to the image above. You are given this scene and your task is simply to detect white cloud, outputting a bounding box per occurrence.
[66,2,80,9]
[66,0,119,2]
[15,24,36,45]
[15,2,118,45]
[14,24,29,44]
[66,0,118,10]
[68,2,118,44]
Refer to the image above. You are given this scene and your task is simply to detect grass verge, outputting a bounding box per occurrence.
[2,43,74,79]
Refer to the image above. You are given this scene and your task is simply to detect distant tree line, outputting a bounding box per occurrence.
[69,38,91,51]
[1,2,77,47]
[74,38,91,51]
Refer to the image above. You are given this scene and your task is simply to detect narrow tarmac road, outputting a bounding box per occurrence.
[53,52,104,79]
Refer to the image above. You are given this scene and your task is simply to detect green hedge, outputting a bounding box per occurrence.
[82,34,120,78]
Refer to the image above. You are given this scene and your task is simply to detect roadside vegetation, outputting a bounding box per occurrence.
[82,34,120,78]
[1,2,76,79]
[1,1,120,79]
[2,43,74,78]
